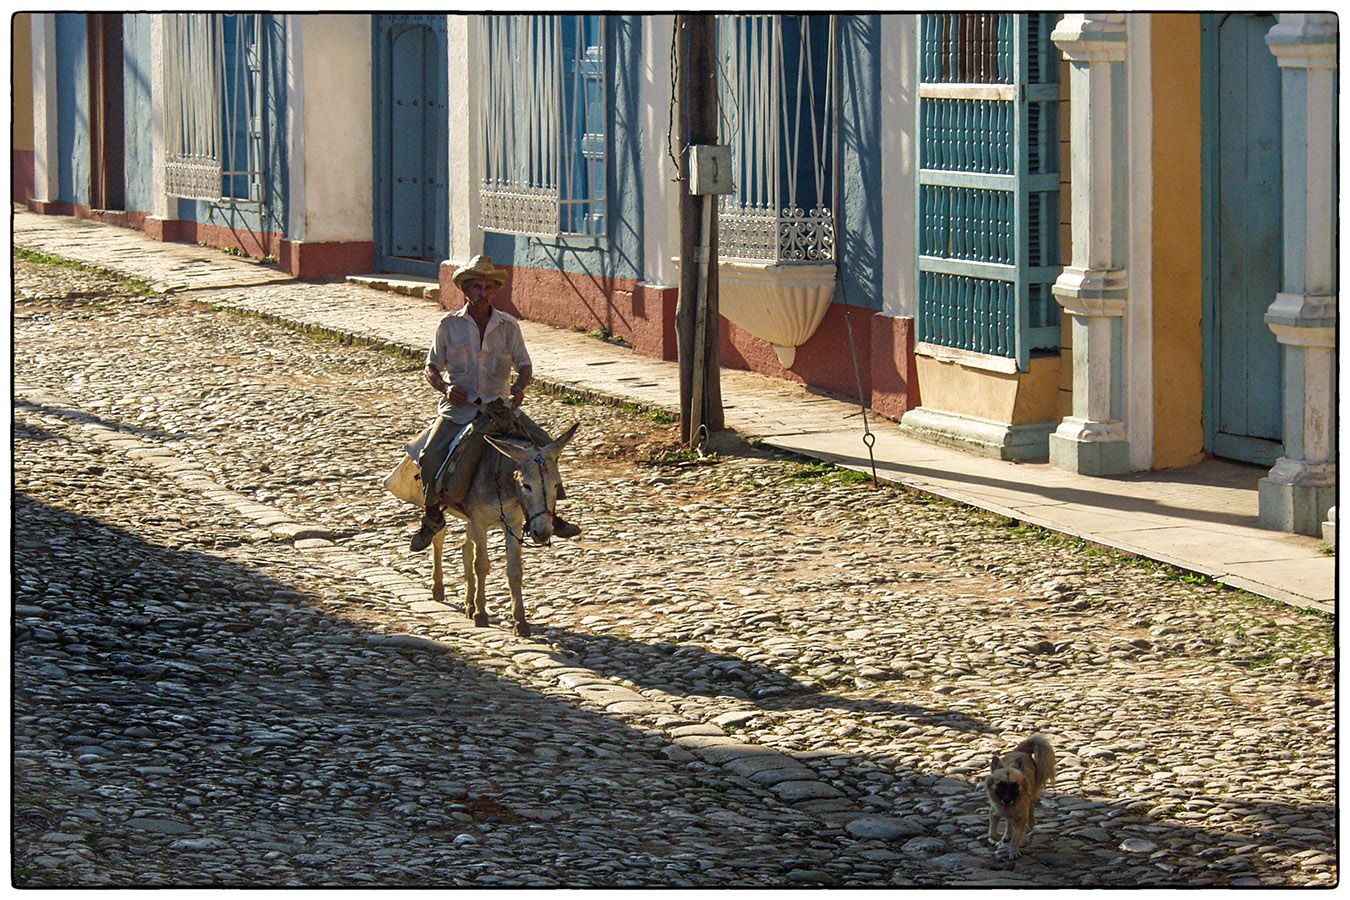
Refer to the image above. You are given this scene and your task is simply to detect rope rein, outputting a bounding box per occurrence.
[496,453,554,550]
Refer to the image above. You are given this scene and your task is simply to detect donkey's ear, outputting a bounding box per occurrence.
[484,434,535,464]
[547,422,580,454]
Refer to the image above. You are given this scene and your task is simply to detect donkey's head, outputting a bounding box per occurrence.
[483,423,579,545]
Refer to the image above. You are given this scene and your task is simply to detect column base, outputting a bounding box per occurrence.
[1258,460,1336,536]
[1322,506,1336,548]
[899,407,1053,462]
[1048,418,1131,475]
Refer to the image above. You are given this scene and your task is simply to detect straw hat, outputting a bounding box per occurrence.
[452,255,508,289]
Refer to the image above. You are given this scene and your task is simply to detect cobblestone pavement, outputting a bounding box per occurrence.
[12,256,1336,887]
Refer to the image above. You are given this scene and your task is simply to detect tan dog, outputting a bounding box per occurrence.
[986,733,1056,861]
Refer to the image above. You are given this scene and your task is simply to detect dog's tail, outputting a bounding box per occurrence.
[1022,733,1057,785]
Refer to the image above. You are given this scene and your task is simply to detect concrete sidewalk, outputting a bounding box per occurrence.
[12,210,1336,612]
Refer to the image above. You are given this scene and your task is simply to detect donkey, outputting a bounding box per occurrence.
[425,422,578,637]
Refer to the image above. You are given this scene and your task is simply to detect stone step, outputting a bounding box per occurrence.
[346,273,440,303]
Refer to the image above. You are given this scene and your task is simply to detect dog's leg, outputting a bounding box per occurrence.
[1007,818,1024,861]
[988,810,999,845]
[1026,803,1036,835]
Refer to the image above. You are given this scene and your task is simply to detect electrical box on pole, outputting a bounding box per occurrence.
[684,143,731,449]
[688,144,733,196]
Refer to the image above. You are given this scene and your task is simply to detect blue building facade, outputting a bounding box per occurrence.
[22,13,1338,535]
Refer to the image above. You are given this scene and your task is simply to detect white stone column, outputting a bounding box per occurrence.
[1259,13,1337,537]
[294,15,374,244]
[149,14,178,222]
[1048,14,1131,476]
[447,14,483,265]
[639,15,680,288]
[880,14,917,318]
[30,13,59,204]
[284,14,306,241]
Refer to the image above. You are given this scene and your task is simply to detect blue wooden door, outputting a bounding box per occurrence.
[373,15,448,276]
[1204,13,1283,465]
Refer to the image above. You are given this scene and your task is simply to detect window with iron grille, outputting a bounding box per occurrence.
[163,13,267,204]
[480,14,607,237]
[916,13,1061,371]
[716,14,836,264]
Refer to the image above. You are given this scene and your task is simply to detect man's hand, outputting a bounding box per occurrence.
[447,384,470,405]
[511,365,533,408]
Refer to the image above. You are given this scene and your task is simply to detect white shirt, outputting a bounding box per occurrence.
[427,305,532,423]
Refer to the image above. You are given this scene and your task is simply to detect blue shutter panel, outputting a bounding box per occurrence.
[916,13,1060,371]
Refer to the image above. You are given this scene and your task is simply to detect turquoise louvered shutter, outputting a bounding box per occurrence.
[916,13,1061,371]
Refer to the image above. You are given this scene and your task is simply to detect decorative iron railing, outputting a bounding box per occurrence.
[480,14,607,237]
[163,13,266,203]
[716,14,835,265]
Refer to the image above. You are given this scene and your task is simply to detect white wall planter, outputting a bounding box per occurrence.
[716,261,836,367]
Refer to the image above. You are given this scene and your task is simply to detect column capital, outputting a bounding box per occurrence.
[1053,267,1128,316]
[1267,14,1338,70]
[1266,456,1337,487]
[1266,292,1337,345]
[1053,416,1127,444]
[1052,14,1127,63]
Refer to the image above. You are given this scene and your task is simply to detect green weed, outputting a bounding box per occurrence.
[15,247,155,296]
[655,447,720,466]
[620,401,675,425]
[585,327,630,347]
[785,461,870,486]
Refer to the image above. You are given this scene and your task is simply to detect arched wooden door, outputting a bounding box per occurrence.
[373,15,448,276]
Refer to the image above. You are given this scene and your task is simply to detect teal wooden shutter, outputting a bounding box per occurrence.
[916,13,1060,371]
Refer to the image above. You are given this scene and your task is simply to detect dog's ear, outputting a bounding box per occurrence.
[1011,755,1026,771]
[990,753,1001,771]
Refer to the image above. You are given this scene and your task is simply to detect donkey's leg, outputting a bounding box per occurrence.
[471,524,491,628]
[504,527,528,637]
[431,529,445,603]
[461,532,477,621]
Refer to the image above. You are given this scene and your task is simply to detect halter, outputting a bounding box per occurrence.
[497,452,554,549]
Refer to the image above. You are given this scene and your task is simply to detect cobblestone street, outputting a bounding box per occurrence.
[12,254,1337,886]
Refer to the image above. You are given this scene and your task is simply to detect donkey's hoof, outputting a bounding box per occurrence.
[432,584,445,603]
[474,612,490,628]
[513,621,531,638]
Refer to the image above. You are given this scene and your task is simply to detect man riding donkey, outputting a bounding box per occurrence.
[406,255,581,552]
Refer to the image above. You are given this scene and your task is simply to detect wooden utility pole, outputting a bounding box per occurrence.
[675,14,724,446]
